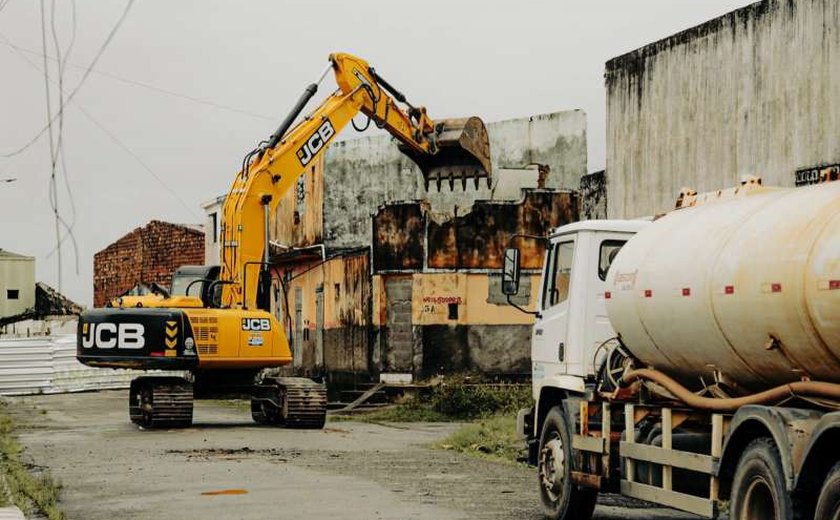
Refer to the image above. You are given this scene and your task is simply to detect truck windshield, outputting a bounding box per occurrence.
[170,275,203,297]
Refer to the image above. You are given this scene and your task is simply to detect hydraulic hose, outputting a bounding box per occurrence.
[621,368,840,412]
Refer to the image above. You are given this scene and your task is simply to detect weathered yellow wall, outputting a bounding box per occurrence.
[272,251,369,333]
[271,251,370,373]
[373,273,539,327]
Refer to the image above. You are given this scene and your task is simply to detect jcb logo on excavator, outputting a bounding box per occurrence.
[296,119,335,166]
[80,323,145,350]
[242,318,271,331]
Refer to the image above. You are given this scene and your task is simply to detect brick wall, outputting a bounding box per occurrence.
[93,220,204,307]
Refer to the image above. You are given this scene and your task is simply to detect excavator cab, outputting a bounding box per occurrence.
[399,116,493,191]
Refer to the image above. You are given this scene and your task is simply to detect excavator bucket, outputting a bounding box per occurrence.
[400,116,493,191]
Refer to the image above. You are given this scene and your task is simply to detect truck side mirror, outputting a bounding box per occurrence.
[502,248,521,296]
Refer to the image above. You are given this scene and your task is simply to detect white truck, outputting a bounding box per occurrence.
[504,178,840,520]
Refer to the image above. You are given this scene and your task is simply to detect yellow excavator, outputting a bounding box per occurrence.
[76,53,492,429]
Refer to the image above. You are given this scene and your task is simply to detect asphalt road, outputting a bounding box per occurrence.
[5,391,698,520]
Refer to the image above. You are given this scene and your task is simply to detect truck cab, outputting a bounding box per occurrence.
[508,220,649,398]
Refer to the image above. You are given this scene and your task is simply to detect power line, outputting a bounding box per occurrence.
[77,105,200,219]
[1,0,135,158]
[44,0,81,278]
[40,0,63,290]
[2,32,200,221]
[0,34,275,161]
[0,38,274,122]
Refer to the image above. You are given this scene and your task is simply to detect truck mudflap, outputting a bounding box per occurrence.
[76,308,199,370]
[517,406,538,465]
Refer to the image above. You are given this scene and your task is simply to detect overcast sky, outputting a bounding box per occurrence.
[0,0,753,305]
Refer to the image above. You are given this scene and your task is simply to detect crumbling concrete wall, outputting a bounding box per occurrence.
[324,110,587,248]
[371,191,579,377]
[606,0,840,218]
[93,221,204,307]
[580,171,607,220]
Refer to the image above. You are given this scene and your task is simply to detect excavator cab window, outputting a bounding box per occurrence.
[171,274,204,297]
[170,265,222,307]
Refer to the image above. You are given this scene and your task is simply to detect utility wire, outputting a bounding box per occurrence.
[1,0,134,158]
[78,105,200,219]
[39,0,63,290]
[0,38,274,122]
[46,0,80,275]
[2,24,197,220]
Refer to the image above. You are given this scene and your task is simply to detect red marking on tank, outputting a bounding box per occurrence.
[682,288,691,297]
[644,289,652,298]
[150,352,164,357]
[772,283,782,293]
[604,291,612,299]
[830,280,840,290]
[725,285,734,295]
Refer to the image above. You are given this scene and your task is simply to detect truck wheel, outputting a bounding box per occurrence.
[730,438,793,520]
[815,461,840,520]
[538,406,597,520]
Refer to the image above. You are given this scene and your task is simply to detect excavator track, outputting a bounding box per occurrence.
[129,376,193,429]
[251,376,326,429]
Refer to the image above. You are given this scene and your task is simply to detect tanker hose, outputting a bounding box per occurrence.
[621,368,840,412]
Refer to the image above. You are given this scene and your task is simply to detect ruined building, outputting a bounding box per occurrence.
[205,110,588,381]
[94,220,204,307]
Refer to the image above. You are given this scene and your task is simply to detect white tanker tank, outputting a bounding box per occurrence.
[605,181,840,393]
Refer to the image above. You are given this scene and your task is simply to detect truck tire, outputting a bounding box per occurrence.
[538,406,597,520]
[815,461,840,520]
[730,438,794,520]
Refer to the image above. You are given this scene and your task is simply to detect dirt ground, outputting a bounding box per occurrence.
[5,391,697,520]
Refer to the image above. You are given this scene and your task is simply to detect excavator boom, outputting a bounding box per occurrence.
[221,52,492,311]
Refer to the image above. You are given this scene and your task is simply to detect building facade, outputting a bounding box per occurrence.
[93,221,204,307]
[204,110,588,381]
[371,190,579,378]
[606,0,840,218]
[0,249,35,319]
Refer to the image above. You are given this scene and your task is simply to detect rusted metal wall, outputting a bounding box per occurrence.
[372,203,426,271]
[373,190,578,273]
[271,249,370,378]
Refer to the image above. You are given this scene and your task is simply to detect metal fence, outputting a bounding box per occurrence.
[0,334,181,396]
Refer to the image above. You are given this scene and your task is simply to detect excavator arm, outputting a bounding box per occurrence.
[219,52,492,311]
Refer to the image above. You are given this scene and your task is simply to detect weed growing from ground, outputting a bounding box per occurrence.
[0,403,65,519]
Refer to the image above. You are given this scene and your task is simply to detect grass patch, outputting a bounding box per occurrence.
[332,376,532,423]
[331,399,451,423]
[0,403,65,519]
[438,414,524,463]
